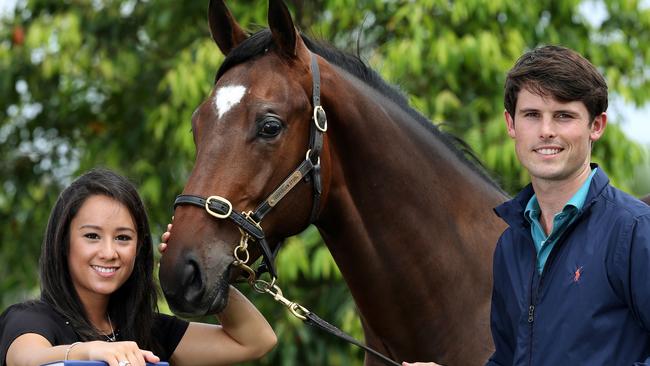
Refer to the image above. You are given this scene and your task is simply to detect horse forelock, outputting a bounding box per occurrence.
[214,28,503,191]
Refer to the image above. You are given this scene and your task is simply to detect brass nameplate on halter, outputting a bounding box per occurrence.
[268,171,303,207]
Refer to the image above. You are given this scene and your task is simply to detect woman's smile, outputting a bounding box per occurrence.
[91,265,119,277]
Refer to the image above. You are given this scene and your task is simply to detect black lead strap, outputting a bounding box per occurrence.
[305,312,401,366]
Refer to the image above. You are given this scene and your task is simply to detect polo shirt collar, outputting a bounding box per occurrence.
[524,167,598,223]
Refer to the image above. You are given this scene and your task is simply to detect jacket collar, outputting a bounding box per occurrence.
[494,163,610,230]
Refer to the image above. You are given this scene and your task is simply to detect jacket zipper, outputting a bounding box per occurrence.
[528,261,537,366]
[526,214,583,366]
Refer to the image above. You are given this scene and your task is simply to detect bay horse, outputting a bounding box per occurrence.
[159,0,508,364]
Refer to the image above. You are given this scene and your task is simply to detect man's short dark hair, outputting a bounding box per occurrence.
[504,45,608,122]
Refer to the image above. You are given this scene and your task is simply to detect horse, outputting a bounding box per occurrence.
[158,1,508,364]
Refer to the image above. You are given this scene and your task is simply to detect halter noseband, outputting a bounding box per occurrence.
[173,52,327,280]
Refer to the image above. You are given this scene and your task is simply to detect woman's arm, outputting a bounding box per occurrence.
[169,286,277,366]
[6,334,159,366]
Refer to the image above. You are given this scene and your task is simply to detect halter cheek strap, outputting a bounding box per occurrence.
[173,52,327,280]
[251,53,326,224]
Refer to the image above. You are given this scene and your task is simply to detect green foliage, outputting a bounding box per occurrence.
[631,146,650,195]
[1,0,649,365]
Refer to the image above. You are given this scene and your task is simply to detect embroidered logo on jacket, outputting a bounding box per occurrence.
[573,266,583,283]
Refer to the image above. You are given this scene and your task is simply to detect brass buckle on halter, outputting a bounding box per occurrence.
[242,210,262,230]
[205,195,232,219]
[313,105,327,132]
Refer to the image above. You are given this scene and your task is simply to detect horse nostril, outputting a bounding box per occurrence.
[182,258,204,303]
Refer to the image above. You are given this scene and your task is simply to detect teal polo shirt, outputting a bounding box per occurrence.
[524,168,597,274]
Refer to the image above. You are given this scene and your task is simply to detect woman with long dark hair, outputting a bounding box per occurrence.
[0,169,276,366]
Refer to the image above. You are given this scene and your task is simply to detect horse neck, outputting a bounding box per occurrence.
[315,65,507,322]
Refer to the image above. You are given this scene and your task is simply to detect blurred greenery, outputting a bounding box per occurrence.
[1,0,649,365]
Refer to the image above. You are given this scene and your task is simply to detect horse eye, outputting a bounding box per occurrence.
[258,118,283,138]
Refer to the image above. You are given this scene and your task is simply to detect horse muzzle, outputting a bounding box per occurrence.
[159,242,233,316]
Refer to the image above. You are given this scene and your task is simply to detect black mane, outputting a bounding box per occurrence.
[217,30,415,118]
[216,29,502,190]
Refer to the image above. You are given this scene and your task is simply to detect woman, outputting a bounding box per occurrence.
[0,169,276,366]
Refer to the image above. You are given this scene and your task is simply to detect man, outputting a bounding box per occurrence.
[488,44,650,365]
[404,46,650,366]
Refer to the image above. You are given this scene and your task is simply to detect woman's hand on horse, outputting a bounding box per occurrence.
[159,223,172,253]
[71,340,159,366]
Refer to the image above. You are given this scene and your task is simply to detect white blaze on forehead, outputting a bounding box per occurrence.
[213,85,246,119]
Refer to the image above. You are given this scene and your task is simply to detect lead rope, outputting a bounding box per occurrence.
[232,235,401,366]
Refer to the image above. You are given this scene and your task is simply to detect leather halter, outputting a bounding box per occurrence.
[173,52,327,280]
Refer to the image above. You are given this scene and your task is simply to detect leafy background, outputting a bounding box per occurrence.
[1,0,649,365]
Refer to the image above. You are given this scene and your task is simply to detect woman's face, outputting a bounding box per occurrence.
[68,194,138,305]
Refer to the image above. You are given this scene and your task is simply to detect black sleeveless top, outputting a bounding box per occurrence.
[0,300,189,366]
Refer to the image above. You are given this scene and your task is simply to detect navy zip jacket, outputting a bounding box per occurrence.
[487,167,650,366]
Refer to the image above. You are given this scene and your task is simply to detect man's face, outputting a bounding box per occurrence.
[504,88,606,184]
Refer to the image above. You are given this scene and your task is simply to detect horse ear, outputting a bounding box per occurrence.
[208,0,248,55]
[268,0,299,57]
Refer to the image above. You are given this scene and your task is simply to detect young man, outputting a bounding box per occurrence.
[489,45,650,365]
[404,46,650,366]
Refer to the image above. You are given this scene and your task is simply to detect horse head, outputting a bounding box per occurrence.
[159,0,331,315]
